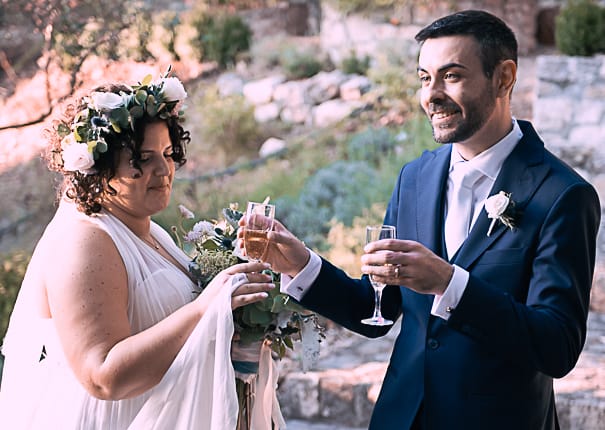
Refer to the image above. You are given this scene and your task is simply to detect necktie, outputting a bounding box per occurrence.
[444,163,483,259]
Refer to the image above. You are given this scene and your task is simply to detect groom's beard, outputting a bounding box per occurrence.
[427,87,496,144]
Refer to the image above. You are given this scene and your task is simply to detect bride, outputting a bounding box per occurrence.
[0,71,274,429]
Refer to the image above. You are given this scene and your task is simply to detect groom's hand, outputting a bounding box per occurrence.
[362,239,454,295]
[238,218,310,277]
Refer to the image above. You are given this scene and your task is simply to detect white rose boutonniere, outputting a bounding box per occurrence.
[484,191,516,236]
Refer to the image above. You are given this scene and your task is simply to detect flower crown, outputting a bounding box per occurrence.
[56,67,188,175]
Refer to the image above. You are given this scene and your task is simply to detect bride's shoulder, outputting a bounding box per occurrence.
[38,208,117,261]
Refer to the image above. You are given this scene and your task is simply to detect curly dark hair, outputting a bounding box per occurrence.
[45,83,190,215]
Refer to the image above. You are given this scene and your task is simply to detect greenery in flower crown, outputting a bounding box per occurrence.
[55,65,188,175]
[173,202,325,359]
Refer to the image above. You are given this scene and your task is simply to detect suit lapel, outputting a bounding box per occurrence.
[453,121,550,267]
[416,146,451,257]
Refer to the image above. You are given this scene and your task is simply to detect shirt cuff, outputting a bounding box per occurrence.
[431,264,469,320]
[280,249,322,301]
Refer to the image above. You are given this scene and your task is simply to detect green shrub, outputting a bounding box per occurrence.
[190,10,252,68]
[340,50,371,75]
[367,39,419,109]
[555,0,605,56]
[279,47,323,80]
[346,126,398,165]
[159,10,181,62]
[276,160,381,250]
[323,203,386,277]
[195,88,261,166]
[0,251,30,343]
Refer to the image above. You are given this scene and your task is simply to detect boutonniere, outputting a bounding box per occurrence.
[484,191,516,236]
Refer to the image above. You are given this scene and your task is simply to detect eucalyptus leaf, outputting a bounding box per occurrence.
[57,123,71,137]
[129,105,144,120]
[135,90,148,105]
[238,328,264,344]
[199,240,219,251]
[271,296,287,314]
[109,107,131,129]
[110,120,122,133]
[141,74,153,86]
[73,127,84,142]
[95,141,108,153]
[246,305,274,326]
[146,95,158,116]
[253,297,273,312]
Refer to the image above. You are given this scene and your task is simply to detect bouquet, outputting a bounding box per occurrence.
[173,202,324,429]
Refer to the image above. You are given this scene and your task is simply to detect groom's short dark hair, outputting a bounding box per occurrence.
[415,10,518,78]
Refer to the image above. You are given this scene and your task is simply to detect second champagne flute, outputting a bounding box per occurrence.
[244,202,275,262]
[362,225,396,326]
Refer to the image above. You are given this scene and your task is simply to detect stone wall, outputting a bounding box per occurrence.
[320,0,539,64]
[533,54,605,312]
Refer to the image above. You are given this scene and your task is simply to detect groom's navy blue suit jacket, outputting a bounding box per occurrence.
[298,121,601,430]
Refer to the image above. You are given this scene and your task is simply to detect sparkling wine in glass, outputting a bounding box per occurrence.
[362,225,396,326]
[244,202,275,262]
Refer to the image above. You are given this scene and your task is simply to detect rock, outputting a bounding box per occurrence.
[254,102,281,123]
[312,99,363,127]
[216,73,244,97]
[339,75,372,101]
[243,74,287,105]
[306,70,349,104]
[281,104,312,125]
[259,137,286,158]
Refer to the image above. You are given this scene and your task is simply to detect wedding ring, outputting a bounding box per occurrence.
[394,265,400,278]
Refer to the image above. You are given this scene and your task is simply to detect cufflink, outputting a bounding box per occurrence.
[446,306,454,313]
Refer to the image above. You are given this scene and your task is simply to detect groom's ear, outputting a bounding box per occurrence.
[495,59,517,99]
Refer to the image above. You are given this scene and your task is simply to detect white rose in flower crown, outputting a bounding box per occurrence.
[90,91,125,111]
[62,141,95,173]
[161,77,187,102]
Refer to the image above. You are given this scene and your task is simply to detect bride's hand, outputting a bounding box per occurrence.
[198,261,275,311]
[238,218,310,277]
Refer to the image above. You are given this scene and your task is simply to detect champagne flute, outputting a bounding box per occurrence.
[362,225,396,326]
[244,201,275,262]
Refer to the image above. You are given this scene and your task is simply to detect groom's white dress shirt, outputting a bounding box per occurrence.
[282,119,522,321]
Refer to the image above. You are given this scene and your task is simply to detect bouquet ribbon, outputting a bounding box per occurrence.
[251,341,286,430]
[232,339,286,430]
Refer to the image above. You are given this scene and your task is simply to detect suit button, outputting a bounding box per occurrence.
[427,338,440,350]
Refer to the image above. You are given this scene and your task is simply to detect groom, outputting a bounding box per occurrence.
[259,9,601,430]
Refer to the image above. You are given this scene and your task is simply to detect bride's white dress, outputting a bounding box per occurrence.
[0,201,240,429]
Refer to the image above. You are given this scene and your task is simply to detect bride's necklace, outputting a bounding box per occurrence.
[140,235,160,250]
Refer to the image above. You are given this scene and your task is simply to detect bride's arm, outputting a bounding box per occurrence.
[45,224,271,401]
